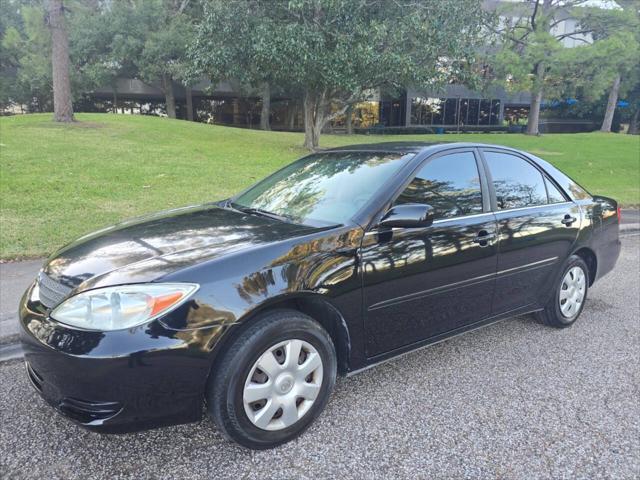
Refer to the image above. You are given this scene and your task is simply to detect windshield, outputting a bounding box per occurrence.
[232,151,412,226]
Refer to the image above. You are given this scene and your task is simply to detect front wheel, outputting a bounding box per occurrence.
[536,255,589,328]
[207,309,336,449]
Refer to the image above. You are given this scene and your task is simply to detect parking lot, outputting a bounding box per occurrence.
[1,235,638,479]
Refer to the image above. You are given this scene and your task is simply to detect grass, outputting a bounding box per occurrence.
[1,113,638,260]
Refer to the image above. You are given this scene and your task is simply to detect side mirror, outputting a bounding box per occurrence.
[379,204,434,229]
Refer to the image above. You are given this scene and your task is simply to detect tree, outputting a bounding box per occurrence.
[189,1,290,130]
[1,3,53,112]
[47,0,74,121]
[490,0,607,135]
[68,1,128,111]
[136,2,197,119]
[192,0,488,149]
[573,1,640,132]
[77,0,198,119]
[288,0,488,149]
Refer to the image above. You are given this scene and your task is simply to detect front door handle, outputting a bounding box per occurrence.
[561,214,577,226]
[473,230,495,246]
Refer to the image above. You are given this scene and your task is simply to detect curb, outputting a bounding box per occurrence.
[620,224,640,234]
[0,343,23,363]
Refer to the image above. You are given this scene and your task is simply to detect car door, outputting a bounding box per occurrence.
[361,149,498,358]
[480,149,581,314]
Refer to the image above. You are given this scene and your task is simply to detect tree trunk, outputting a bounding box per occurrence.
[628,107,639,135]
[287,100,297,130]
[600,74,620,133]
[162,74,176,118]
[185,86,194,121]
[526,62,545,135]
[48,0,74,122]
[260,82,271,130]
[527,90,542,135]
[232,98,241,125]
[345,104,353,135]
[112,89,118,114]
[303,91,328,150]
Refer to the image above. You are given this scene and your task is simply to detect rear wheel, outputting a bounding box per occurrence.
[207,309,336,449]
[536,255,589,328]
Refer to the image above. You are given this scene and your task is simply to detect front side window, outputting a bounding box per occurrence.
[232,152,412,226]
[484,151,547,209]
[394,152,483,220]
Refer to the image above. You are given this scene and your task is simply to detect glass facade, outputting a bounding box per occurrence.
[410,96,502,126]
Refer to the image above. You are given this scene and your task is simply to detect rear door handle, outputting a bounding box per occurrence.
[561,214,577,226]
[473,230,495,246]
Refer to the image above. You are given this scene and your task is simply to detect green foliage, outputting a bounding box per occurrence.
[131,1,197,86]
[568,3,639,101]
[1,0,200,110]
[1,3,52,110]
[188,1,286,92]
[270,0,486,97]
[191,0,489,146]
[491,0,640,129]
[68,2,123,92]
[491,1,583,100]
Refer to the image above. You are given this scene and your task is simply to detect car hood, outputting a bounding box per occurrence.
[42,203,321,292]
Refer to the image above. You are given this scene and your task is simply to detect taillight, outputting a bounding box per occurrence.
[617,207,621,223]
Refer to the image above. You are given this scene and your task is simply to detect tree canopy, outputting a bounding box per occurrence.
[1,0,638,138]
[191,0,489,148]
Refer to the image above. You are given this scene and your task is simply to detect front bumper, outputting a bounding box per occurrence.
[19,284,228,433]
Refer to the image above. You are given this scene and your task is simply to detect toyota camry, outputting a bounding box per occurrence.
[19,142,621,449]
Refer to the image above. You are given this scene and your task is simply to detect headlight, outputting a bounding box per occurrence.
[50,283,199,331]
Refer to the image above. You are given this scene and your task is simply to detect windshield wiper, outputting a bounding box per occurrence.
[229,202,295,223]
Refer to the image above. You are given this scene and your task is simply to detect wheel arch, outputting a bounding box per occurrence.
[208,293,352,378]
[572,246,597,286]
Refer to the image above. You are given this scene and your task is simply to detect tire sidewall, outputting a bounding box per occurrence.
[213,313,336,449]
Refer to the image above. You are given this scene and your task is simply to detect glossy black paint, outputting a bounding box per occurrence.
[19,142,621,434]
[379,203,434,228]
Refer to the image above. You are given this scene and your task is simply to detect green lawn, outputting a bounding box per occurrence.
[1,113,639,260]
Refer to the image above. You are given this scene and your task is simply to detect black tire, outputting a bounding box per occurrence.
[207,309,337,449]
[535,255,589,328]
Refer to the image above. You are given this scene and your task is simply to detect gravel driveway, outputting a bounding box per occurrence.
[1,236,638,480]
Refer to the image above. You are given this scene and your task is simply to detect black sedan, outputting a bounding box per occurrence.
[19,142,621,449]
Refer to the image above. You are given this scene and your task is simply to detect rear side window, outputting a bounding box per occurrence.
[527,153,591,201]
[394,151,483,219]
[484,151,547,209]
[545,177,567,203]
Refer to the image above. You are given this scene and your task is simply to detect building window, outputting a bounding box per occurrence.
[409,96,501,126]
[479,99,492,125]
[459,99,469,125]
[433,98,447,125]
[490,99,501,125]
[410,97,433,125]
[443,98,458,125]
[468,99,479,125]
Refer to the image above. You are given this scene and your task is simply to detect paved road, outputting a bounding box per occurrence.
[1,236,638,479]
[621,209,640,225]
[0,260,42,343]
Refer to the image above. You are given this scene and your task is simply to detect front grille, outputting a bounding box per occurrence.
[38,271,72,308]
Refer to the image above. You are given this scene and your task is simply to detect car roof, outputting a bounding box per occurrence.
[324,141,521,156]
[325,142,442,154]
